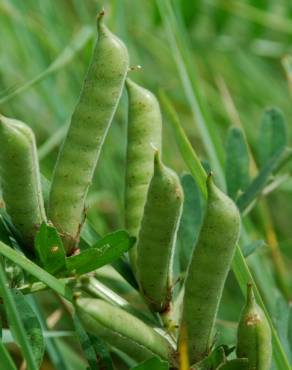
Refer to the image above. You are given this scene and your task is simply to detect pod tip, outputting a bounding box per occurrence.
[153,148,161,167]
[97,8,105,21]
[96,8,105,31]
[206,171,214,186]
[73,291,81,303]
[247,282,255,306]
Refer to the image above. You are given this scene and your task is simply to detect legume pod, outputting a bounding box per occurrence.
[237,284,272,370]
[0,115,46,249]
[136,152,183,312]
[48,13,129,253]
[180,175,240,364]
[125,78,162,270]
[75,297,176,364]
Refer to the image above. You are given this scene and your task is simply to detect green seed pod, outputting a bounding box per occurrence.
[0,115,46,248]
[179,175,240,364]
[136,152,183,312]
[125,78,162,270]
[48,13,129,253]
[75,297,176,364]
[236,284,272,370]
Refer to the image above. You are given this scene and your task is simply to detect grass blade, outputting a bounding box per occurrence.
[0,339,17,370]
[156,0,225,187]
[159,90,207,198]
[11,289,44,367]
[0,263,37,370]
[0,26,93,104]
[0,241,72,301]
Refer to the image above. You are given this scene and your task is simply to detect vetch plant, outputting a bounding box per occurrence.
[0,7,291,370]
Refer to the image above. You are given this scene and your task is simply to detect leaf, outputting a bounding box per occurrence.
[4,258,24,287]
[0,339,17,370]
[242,239,266,258]
[177,173,205,272]
[111,257,138,289]
[2,329,75,342]
[10,289,44,367]
[216,358,249,370]
[66,230,135,275]
[0,263,37,370]
[274,296,292,362]
[257,108,287,166]
[289,304,292,359]
[35,223,66,275]
[73,314,113,370]
[130,356,169,370]
[236,147,292,212]
[0,214,12,246]
[225,127,250,200]
[0,209,22,247]
[88,334,114,369]
[196,346,226,369]
[0,240,72,300]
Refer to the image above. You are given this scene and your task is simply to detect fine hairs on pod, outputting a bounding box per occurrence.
[136,151,183,313]
[237,283,272,370]
[0,114,46,249]
[179,173,241,364]
[125,78,162,272]
[48,11,129,254]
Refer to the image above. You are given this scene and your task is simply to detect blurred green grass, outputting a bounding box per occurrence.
[1,0,292,367]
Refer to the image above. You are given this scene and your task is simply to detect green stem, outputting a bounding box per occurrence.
[18,277,76,296]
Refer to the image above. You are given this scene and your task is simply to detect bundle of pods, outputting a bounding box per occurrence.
[0,12,272,370]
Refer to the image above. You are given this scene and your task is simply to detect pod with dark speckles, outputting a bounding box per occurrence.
[0,115,46,248]
[179,175,240,364]
[125,78,162,270]
[136,152,183,312]
[48,13,129,253]
[237,284,272,370]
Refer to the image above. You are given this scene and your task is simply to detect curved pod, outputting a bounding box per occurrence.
[237,284,272,370]
[48,14,129,253]
[136,152,183,312]
[125,78,162,270]
[75,297,176,364]
[0,115,46,248]
[180,175,240,364]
